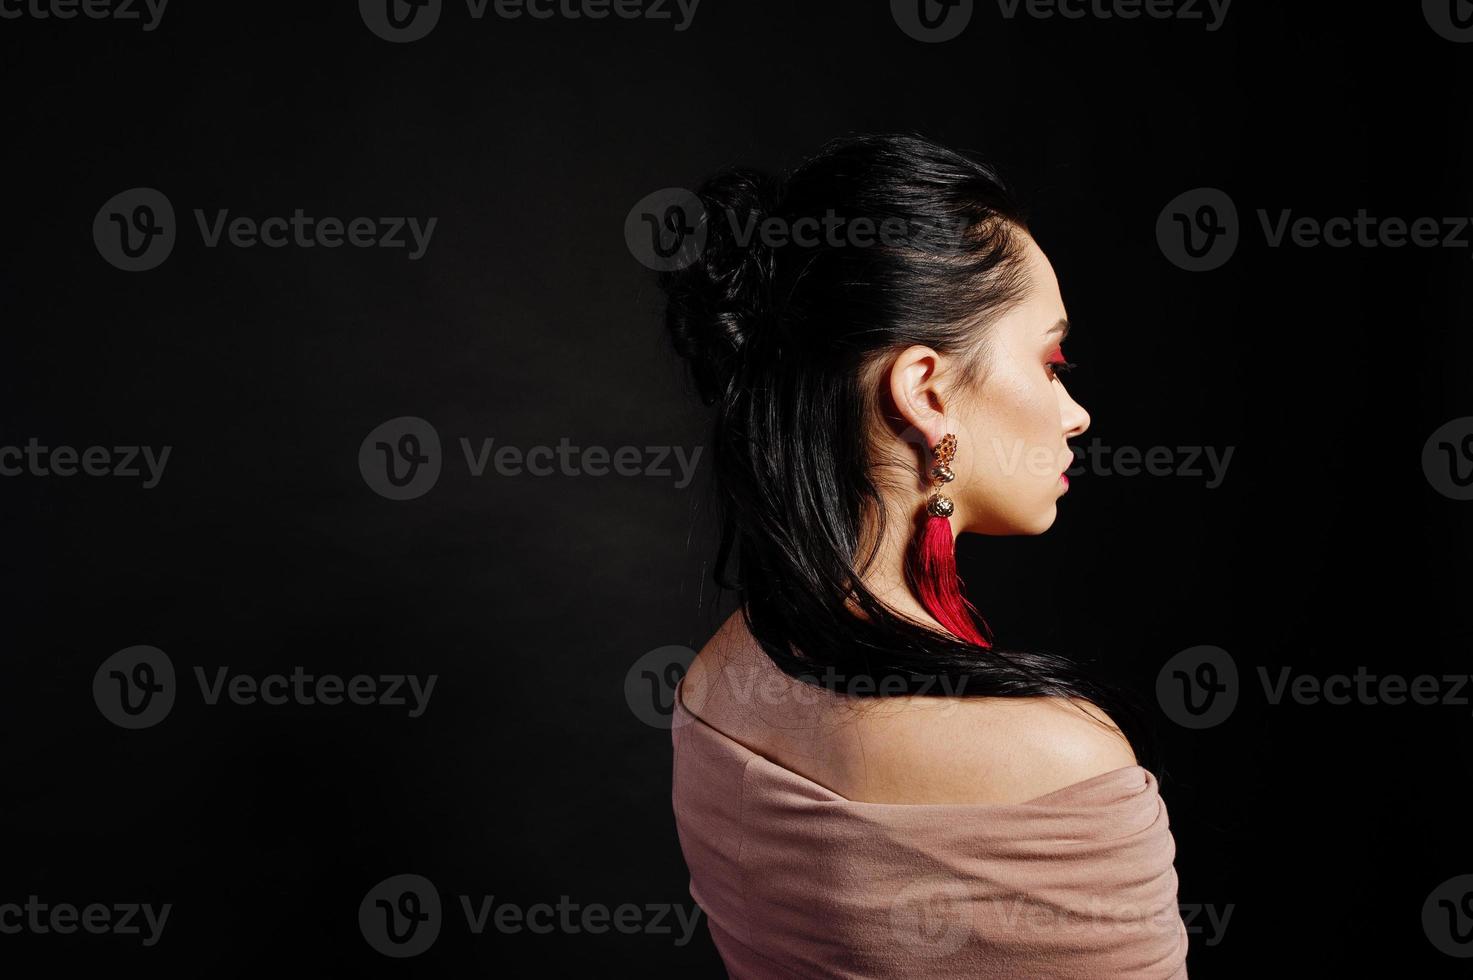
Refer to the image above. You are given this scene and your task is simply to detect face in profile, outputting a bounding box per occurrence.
[949,231,1090,536]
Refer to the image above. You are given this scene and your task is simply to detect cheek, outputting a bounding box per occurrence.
[963,376,1059,482]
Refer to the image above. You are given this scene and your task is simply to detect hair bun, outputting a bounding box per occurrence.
[660,166,784,406]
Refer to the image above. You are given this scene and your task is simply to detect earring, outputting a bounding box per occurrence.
[908,433,993,648]
[926,432,958,518]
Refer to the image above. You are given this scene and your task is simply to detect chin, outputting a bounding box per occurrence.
[964,506,1057,536]
[1017,501,1060,536]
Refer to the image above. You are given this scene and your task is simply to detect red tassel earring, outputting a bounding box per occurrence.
[909,432,994,648]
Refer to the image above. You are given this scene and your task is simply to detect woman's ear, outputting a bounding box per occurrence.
[887,344,950,448]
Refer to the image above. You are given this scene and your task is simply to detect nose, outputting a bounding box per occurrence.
[1061,389,1090,440]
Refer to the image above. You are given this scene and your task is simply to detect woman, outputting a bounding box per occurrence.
[661,134,1188,978]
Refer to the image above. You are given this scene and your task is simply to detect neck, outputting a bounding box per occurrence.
[852,492,957,633]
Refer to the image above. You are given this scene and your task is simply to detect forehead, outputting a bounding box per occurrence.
[1017,232,1062,304]
[998,232,1066,339]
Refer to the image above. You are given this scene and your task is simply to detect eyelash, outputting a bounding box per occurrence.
[1047,358,1077,379]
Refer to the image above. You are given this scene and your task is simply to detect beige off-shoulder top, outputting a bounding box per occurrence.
[670,674,1190,979]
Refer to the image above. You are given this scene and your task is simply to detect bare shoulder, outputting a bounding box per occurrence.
[841,690,1139,805]
[680,609,754,706]
[679,612,1137,806]
[679,610,796,726]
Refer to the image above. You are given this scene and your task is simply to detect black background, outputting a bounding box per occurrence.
[3,0,1471,975]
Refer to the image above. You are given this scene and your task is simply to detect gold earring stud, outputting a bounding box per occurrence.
[926,433,957,518]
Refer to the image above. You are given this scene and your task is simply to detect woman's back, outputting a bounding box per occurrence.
[680,610,1143,807]
[671,612,1190,978]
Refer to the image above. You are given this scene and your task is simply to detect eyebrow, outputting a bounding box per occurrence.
[1047,318,1070,340]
